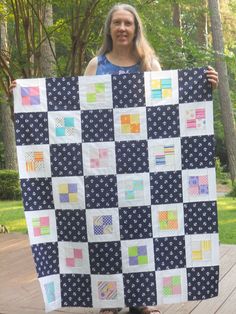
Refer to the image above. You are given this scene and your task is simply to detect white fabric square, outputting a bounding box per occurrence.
[58,242,90,274]
[48,111,81,144]
[91,274,124,308]
[121,238,155,273]
[144,70,179,106]
[82,142,116,175]
[179,101,214,137]
[25,209,57,245]
[148,138,181,172]
[151,203,184,238]
[52,176,85,210]
[39,274,61,312]
[114,107,147,141]
[182,168,217,203]
[86,208,120,242]
[185,233,219,267]
[117,173,151,207]
[13,78,47,113]
[79,75,112,110]
[156,268,187,304]
[17,144,51,179]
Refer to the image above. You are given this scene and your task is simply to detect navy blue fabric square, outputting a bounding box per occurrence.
[181,135,215,169]
[178,67,212,103]
[119,206,152,240]
[21,178,54,211]
[184,201,218,234]
[31,242,59,278]
[46,76,80,111]
[61,274,92,307]
[85,175,118,208]
[123,272,157,307]
[50,143,83,177]
[56,210,87,242]
[153,236,186,270]
[187,266,219,300]
[81,109,114,142]
[150,171,182,204]
[116,140,149,174]
[147,106,180,139]
[89,241,122,274]
[15,112,48,145]
[112,73,145,108]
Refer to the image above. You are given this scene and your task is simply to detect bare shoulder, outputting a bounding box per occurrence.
[151,58,162,71]
[84,57,98,76]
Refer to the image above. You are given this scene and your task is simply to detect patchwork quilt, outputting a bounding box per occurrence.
[13,68,219,312]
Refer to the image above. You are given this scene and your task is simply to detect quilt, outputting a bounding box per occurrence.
[13,67,219,312]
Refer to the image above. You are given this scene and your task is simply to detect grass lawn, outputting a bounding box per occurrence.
[0,197,236,244]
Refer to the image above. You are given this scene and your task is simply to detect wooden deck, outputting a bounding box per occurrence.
[0,233,236,314]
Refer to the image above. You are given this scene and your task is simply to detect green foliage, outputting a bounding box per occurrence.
[0,200,26,233]
[0,170,21,200]
[218,197,236,244]
[227,182,236,198]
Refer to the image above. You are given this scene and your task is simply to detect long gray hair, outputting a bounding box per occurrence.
[98,3,159,71]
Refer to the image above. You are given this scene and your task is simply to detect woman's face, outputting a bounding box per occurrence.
[110,9,136,48]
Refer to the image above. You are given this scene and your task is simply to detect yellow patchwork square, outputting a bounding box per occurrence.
[69,193,78,203]
[192,250,202,261]
[162,88,172,98]
[152,79,161,89]
[59,184,69,194]
[201,240,211,251]
[130,114,140,124]
[121,124,131,134]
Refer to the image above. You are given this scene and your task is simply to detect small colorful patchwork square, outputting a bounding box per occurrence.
[128,245,148,266]
[21,86,40,106]
[98,281,117,300]
[93,215,113,235]
[151,79,172,100]
[25,151,44,172]
[155,145,175,166]
[186,108,206,129]
[189,176,208,196]
[55,117,75,137]
[86,83,106,103]
[159,210,178,230]
[59,183,78,203]
[120,114,140,134]
[163,275,181,296]
[192,240,212,261]
[125,180,144,201]
[90,148,109,168]
[32,216,50,237]
[65,248,83,267]
[44,282,56,303]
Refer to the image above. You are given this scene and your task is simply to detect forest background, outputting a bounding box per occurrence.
[0,0,236,195]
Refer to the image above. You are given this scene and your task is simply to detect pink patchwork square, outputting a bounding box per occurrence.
[198,175,208,185]
[99,148,108,158]
[195,108,205,119]
[66,257,75,267]
[33,227,41,237]
[74,248,83,259]
[172,285,181,295]
[22,96,31,105]
[29,87,40,96]
[90,158,100,168]
[189,186,199,195]
[163,277,172,286]
[40,216,49,226]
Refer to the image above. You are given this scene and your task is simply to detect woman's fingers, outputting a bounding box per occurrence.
[206,66,219,89]
[9,80,17,92]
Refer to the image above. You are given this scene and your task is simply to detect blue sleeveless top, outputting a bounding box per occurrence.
[96,54,140,75]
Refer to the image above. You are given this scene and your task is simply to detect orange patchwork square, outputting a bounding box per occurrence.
[120,114,140,134]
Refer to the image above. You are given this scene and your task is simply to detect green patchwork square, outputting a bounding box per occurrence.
[172,276,181,285]
[125,190,134,200]
[128,246,138,257]
[95,83,105,93]
[64,117,74,127]
[32,218,40,227]
[163,286,172,296]
[138,255,148,265]
[160,220,168,230]
[40,226,50,235]
[87,93,96,102]
[168,211,177,220]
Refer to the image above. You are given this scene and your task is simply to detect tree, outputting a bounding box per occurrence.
[208,0,236,181]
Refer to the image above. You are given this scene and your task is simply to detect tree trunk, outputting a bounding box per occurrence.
[208,0,236,181]
[0,19,18,170]
[39,3,56,77]
[172,1,183,48]
[196,0,208,48]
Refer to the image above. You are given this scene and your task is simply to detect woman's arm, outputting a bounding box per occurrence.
[84,57,98,76]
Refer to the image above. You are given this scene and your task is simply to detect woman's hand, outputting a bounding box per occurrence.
[9,80,17,93]
[206,66,219,89]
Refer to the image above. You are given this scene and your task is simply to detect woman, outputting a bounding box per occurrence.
[84,4,218,314]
